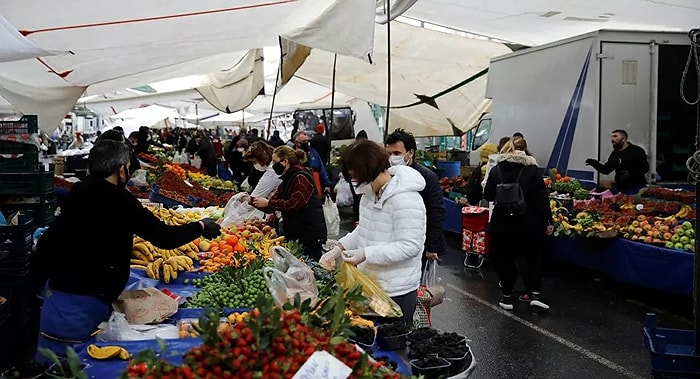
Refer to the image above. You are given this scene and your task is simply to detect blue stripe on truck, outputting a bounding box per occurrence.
[546,45,593,175]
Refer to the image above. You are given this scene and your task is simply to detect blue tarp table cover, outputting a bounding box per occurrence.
[550,237,693,296]
[81,339,411,378]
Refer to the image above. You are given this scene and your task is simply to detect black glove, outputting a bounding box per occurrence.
[200,218,221,239]
[585,158,598,166]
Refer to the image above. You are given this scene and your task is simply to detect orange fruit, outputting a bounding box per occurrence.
[234,243,246,253]
[226,235,239,246]
[220,244,233,254]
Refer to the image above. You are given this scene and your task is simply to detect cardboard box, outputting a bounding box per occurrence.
[113,288,178,325]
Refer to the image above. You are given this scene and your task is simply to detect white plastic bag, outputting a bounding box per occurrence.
[173,152,189,164]
[334,176,353,207]
[191,155,202,169]
[323,197,340,239]
[422,260,445,307]
[264,246,318,307]
[130,169,148,187]
[98,312,178,341]
[220,192,264,228]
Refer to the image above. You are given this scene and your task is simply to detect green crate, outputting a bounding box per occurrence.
[0,197,55,227]
[0,116,38,135]
[0,141,41,173]
[0,170,54,196]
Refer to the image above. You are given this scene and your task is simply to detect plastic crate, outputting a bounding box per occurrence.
[0,215,34,251]
[0,170,54,196]
[149,184,195,208]
[644,313,700,378]
[0,141,41,173]
[0,116,37,135]
[0,198,55,227]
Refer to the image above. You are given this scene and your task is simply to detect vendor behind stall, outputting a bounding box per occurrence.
[30,140,221,359]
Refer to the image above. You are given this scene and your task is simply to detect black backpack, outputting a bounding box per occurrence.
[494,166,527,216]
[465,162,486,205]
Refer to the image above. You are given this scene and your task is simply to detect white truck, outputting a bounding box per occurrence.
[471,29,697,185]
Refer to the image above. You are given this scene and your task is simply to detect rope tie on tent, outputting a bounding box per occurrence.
[684,28,700,184]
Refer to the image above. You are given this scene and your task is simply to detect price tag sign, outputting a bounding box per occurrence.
[291,351,352,379]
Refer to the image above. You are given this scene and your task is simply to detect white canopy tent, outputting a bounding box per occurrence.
[104,104,179,136]
[0,0,377,132]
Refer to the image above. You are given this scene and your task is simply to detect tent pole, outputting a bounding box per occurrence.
[329,53,337,160]
[268,37,283,139]
[383,0,391,141]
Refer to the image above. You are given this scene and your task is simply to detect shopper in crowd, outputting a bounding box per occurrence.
[97,129,141,174]
[585,129,649,194]
[195,133,218,177]
[293,131,332,196]
[177,131,189,153]
[482,136,513,190]
[268,130,285,148]
[227,137,252,185]
[466,142,498,205]
[311,124,330,165]
[348,130,370,222]
[30,140,221,358]
[68,132,84,150]
[385,129,446,268]
[243,141,283,199]
[211,132,224,159]
[252,146,327,260]
[483,137,553,312]
[320,140,426,326]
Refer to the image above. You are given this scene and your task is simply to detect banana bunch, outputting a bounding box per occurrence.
[86,344,130,360]
[247,235,285,259]
[144,256,195,284]
[152,207,191,225]
[130,237,199,283]
[676,205,692,219]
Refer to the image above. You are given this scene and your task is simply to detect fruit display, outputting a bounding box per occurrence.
[551,200,610,238]
[130,236,199,284]
[156,171,222,207]
[184,259,270,309]
[177,318,231,339]
[137,152,158,164]
[619,215,695,252]
[187,171,237,191]
[123,288,406,379]
[641,186,695,204]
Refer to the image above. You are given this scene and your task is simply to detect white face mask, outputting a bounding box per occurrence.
[389,154,407,167]
[237,147,245,152]
[253,163,266,172]
[352,181,373,195]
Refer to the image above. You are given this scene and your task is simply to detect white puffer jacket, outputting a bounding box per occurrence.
[339,165,427,297]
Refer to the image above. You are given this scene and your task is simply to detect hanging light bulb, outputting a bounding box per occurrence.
[375,0,419,24]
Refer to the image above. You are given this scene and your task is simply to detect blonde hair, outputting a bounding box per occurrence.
[273,145,308,166]
[500,137,528,154]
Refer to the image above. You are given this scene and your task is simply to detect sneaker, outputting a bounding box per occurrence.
[498,281,502,289]
[529,293,549,311]
[499,295,514,310]
[518,293,531,302]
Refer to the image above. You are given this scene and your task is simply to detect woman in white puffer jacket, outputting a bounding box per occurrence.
[320,140,426,325]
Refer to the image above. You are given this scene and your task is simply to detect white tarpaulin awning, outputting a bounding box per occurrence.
[106,104,179,135]
[0,0,376,132]
[295,22,511,136]
[405,0,700,46]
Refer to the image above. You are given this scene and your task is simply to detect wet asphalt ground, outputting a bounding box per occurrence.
[338,208,694,379]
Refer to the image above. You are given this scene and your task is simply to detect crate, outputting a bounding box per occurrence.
[0,116,37,135]
[0,198,55,227]
[0,141,41,173]
[644,313,700,378]
[0,170,54,196]
[0,248,30,279]
[0,215,34,251]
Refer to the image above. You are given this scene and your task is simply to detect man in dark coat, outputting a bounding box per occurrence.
[310,124,330,165]
[268,130,285,147]
[195,134,218,176]
[385,129,446,267]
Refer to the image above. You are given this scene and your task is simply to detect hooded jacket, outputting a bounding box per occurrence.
[483,152,553,235]
[338,165,427,297]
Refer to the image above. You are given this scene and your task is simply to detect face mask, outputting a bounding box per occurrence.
[298,142,309,151]
[353,181,372,195]
[389,154,407,166]
[272,162,286,175]
[237,148,245,152]
[253,163,267,172]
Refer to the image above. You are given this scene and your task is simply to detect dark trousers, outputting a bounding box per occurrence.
[390,290,418,327]
[490,233,543,295]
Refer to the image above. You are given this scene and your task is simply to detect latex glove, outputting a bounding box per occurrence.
[342,248,366,265]
[585,158,597,166]
[199,218,221,239]
[320,246,342,271]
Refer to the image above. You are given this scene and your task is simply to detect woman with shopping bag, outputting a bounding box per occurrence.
[320,140,427,326]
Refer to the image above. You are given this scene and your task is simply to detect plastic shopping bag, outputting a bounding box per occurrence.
[338,262,402,319]
[334,176,353,207]
[98,312,178,341]
[264,246,318,307]
[191,155,202,169]
[323,197,340,239]
[220,192,264,228]
[173,152,189,164]
[414,260,445,328]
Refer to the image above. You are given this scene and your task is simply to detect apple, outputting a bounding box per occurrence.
[666,241,676,248]
[683,221,693,230]
[632,235,639,241]
[672,235,681,243]
[638,215,647,222]
[199,240,210,252]
[654,220,663,227]
[685,244,693,251]
[692,239,696,246]
[681,236,690,244]
[634,228,644,235]
[675,243,685,249]
[632,220,640,228]
[640,221,650,228]
[663,232,673,240]
[644,237,653,244]
[660,225,670,233]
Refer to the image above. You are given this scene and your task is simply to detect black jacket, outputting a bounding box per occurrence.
[589,143,648,190]
[310,134,329,165]
[411,162,447,255]
[484,153,553,236]
[267,166,326,246]
[32,177,204,302]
